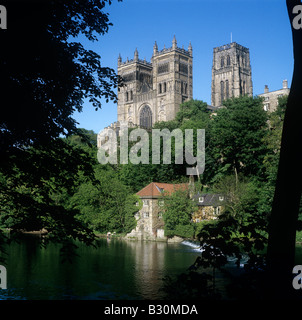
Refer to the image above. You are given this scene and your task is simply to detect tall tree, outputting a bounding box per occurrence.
[266,0,302,297]
[0,0,120,154]
[0,1,122,250]
[209,96,268,182]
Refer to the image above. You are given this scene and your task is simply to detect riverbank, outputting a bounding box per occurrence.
[95,232,185,243]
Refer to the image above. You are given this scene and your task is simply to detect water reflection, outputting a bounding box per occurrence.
[0,237,199,300]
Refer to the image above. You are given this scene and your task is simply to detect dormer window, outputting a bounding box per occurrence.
[219,196,224,201]
[199,197,204,203]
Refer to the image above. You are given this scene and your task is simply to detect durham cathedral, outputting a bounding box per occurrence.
[100,36,289,136]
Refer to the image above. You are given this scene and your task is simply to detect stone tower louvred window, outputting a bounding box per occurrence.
[226,80,229,99]
[220,81,224,104]
[140,105,152,128]
[227,55,231,66]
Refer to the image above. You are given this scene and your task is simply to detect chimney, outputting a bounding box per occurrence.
[283,79,288,89]
[264,85,269,93]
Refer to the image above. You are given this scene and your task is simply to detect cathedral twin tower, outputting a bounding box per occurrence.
[117,36,253,128]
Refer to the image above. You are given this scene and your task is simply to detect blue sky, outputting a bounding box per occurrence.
[73,0,294,133]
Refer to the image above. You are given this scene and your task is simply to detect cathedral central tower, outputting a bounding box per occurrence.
[211,42,253,107]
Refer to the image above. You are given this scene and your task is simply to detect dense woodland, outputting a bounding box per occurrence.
[0,96,290,239]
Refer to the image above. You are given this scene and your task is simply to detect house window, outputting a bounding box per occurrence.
[143,200,149,206]
[158,212,163,219]
[214,207,221,215]
[199,197,204,203]
[143,212,149,218]
[196,219,200,223]
[158,200,164,207]
[219,196,224,201]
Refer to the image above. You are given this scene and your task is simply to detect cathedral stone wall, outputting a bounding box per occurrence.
[117,36,193,128]
[211,42,253,107]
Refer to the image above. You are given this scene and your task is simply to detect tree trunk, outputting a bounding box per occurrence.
[266,0,302,298]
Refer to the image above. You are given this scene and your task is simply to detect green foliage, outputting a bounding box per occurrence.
[207,96,268,182]
[1,1,120,153]
[0,1,122,258]
[162,188,197,238]
[70,163,138,234]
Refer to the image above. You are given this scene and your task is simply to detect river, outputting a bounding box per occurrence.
[0,236,203,300]
[1,236,302,300]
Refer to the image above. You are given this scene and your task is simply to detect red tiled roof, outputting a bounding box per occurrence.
[136,182,188,198]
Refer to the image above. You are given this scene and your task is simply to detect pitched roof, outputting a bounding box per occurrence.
[193,193,225,207]
[136,182,188,198]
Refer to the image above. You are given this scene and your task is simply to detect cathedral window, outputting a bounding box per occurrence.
[163,82,167,93]
[221,57,224,68]
[225,80,229,99]
[179,63,188,75]
[159,83,162,94]
[227,55,231,66]
[140,105,152,129]
[220,81,224,104]
[125,92,129,102]
[158,62,169,74]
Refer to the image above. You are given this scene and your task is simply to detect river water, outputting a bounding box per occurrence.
[1,236,302,300]
[0,236,203,300]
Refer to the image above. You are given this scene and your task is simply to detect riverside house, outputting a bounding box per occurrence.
[192,193,225,222]
[126,182,188,241]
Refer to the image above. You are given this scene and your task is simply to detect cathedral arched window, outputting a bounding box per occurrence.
[220,81,224,104]
[140,105,152,129]
[227,55,231,66]
[221,57,224,68]
[225,80,229,99]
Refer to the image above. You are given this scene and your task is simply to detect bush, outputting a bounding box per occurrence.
[175,224,195,238]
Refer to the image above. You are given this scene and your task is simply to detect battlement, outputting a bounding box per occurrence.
[214,42,249,53]
[118,36,192,68]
